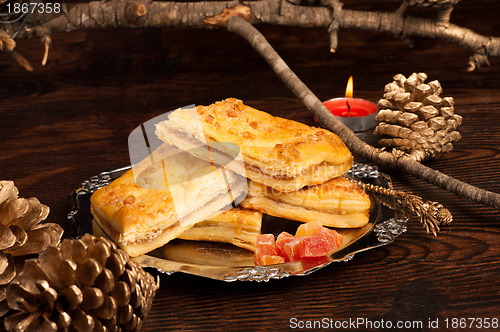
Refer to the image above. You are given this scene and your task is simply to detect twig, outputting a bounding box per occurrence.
[41,34,51,66]
[6,49,33,71]
[0,31,15,51]
[325,0,342,53]
[225,16,500,209]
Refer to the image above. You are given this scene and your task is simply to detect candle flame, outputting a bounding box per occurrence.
[345,76,353,98]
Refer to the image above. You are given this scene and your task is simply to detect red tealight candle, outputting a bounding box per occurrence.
[320,76,379,132]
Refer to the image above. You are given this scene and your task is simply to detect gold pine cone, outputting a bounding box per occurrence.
[4,234,159,332]
[373,73,462,162]
[0,181,63,316]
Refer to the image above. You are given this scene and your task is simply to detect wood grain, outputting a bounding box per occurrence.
[0,0,498,331]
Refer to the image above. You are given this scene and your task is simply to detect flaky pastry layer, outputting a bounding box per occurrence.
[155,98,353,192]
[178,208,262,252]
[90,144,246,257]
[240,177,371,228]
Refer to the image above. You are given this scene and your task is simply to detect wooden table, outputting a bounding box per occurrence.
[1,1,498,331]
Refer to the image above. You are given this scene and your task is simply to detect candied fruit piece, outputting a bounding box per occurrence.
[254,226,344,265]
[255,234,278,265]
[276,232,295,261]
[283,238,303,262]
[295,220,323,237]
[260,255,285,265]
[298,228,343,258]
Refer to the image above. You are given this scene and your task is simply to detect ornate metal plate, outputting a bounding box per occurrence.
[68,163,406,282]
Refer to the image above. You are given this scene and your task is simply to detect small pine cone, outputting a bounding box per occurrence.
[0,181,63,316]
[4,234,159,332]
[374,73,462,162]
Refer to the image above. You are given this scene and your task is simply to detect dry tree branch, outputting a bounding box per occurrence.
[224,15,500,210]
[0,0,499,70]
[1,1,499,210]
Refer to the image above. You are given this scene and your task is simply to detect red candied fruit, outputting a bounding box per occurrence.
[276,232,295,260]
[254,234,278,265]
[254,222,344,265]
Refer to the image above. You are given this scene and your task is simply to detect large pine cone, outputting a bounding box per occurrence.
[4,234,159,332]
[0,181,63,316]
[373,73,462,162]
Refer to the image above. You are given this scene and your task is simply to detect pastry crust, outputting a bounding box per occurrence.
[178,208,262,252]
[240,177,371,228]
[90,144,246,257]
[155,98,353,192]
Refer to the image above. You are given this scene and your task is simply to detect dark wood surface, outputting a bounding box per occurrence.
[1,1,499,331]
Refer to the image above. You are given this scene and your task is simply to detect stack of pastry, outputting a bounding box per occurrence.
[91,98,370,258]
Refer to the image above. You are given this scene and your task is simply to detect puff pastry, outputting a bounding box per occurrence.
[178,208,262,252]
[240,177,371,228]
[90,144,246,257]
[155,98,353,192]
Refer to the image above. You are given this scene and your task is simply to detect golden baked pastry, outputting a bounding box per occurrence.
[155,98,353,192]
[90,144,246,257]
[178,208,262,252]
[240,177,371,228]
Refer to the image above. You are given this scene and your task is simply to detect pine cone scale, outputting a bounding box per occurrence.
[7,226,28,251]
[0,224,16,251]
[0,255,16,285]
[0,182,17,206]
[30,316,58,332]
[0,298,9,317]
[107,252,127,279]
[55,303,71,329]
[88,241,112,267]
[112,281,131,307]
[9,198,50,230]
[58,260,77,287]
[6,229,52,257]
[0,251,9,274]
[37,247,62,286]
[61,285,83,310]
[118,304,133,325]
[31,223,64,246]
[4,311,34,331]
[76,258,102,287]
[0,197,28,225]
[123,314,139,331]
[70,307,95,331]
[6,282,38,312]
[94,268,115,294]
[94,295,118,320]
[67,239,88,265]
[81,287,104,311]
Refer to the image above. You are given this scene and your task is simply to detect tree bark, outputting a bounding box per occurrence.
[5,0,499,70]
[226,16,500,209]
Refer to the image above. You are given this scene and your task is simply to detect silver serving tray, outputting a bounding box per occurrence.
[68,163,406,282]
